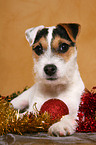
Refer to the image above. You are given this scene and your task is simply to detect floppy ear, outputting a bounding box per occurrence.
[25,25,44,46]
[57,23,81,42]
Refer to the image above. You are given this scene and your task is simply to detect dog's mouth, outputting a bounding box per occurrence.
[46,77,58,81]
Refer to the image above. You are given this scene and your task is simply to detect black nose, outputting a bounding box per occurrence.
[44,64,57,76]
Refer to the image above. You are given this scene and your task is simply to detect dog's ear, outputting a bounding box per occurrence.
[57,23,81,42]
[25,25,44,46]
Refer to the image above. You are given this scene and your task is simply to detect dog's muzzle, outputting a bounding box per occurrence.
[44,64,57,80]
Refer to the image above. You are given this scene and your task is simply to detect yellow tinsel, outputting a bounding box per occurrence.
[0,98,56,135]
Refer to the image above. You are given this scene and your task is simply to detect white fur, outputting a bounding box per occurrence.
[47,26,55,53]
[11,25,85,136]
[25,25,44,46]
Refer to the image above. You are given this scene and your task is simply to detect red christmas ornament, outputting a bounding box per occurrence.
[40,99,69,121]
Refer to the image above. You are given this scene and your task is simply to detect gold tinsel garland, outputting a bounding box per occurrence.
[0,87,96,135]
[0,97,57,135]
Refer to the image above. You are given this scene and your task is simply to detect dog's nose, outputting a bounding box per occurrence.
[44,64,57,76]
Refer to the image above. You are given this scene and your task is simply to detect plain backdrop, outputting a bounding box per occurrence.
[0,0,96,95]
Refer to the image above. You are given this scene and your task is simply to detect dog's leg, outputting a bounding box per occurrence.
[48,114,77,136]
[11,87,33,110]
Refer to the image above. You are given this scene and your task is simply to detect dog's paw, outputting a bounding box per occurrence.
[48,115,77,137]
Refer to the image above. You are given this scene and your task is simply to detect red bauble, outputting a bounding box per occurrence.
[40,99,69,121]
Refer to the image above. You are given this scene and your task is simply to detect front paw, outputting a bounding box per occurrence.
[48,115,77,136]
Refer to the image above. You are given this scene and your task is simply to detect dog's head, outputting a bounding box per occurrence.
[25,23,80,85]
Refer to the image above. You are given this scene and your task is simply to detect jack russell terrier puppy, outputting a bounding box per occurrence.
[11,23,85,136]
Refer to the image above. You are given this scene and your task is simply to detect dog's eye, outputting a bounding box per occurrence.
[33,44,43,56]
[58,43,69,53]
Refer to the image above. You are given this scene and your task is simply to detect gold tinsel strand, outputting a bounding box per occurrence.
[0,97,56,135]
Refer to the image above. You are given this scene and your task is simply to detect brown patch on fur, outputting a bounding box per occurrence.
[58,23,80,42]
[52,36,71,50]
[32,50,39,61]
[57,46,75,62]
[52,36,75,62]
[32,37,48,61]
[33,37,48,50]
[60,24,76,43]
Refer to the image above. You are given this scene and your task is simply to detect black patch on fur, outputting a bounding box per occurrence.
[66,23,79,40]
[52,25,75,46]
[34,28,48,44]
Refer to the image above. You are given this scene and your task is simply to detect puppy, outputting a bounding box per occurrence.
[11,23,85,136]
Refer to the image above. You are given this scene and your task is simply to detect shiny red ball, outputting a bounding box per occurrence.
[40,99,69,121]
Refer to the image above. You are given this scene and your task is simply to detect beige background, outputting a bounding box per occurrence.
[0,0,96,96]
